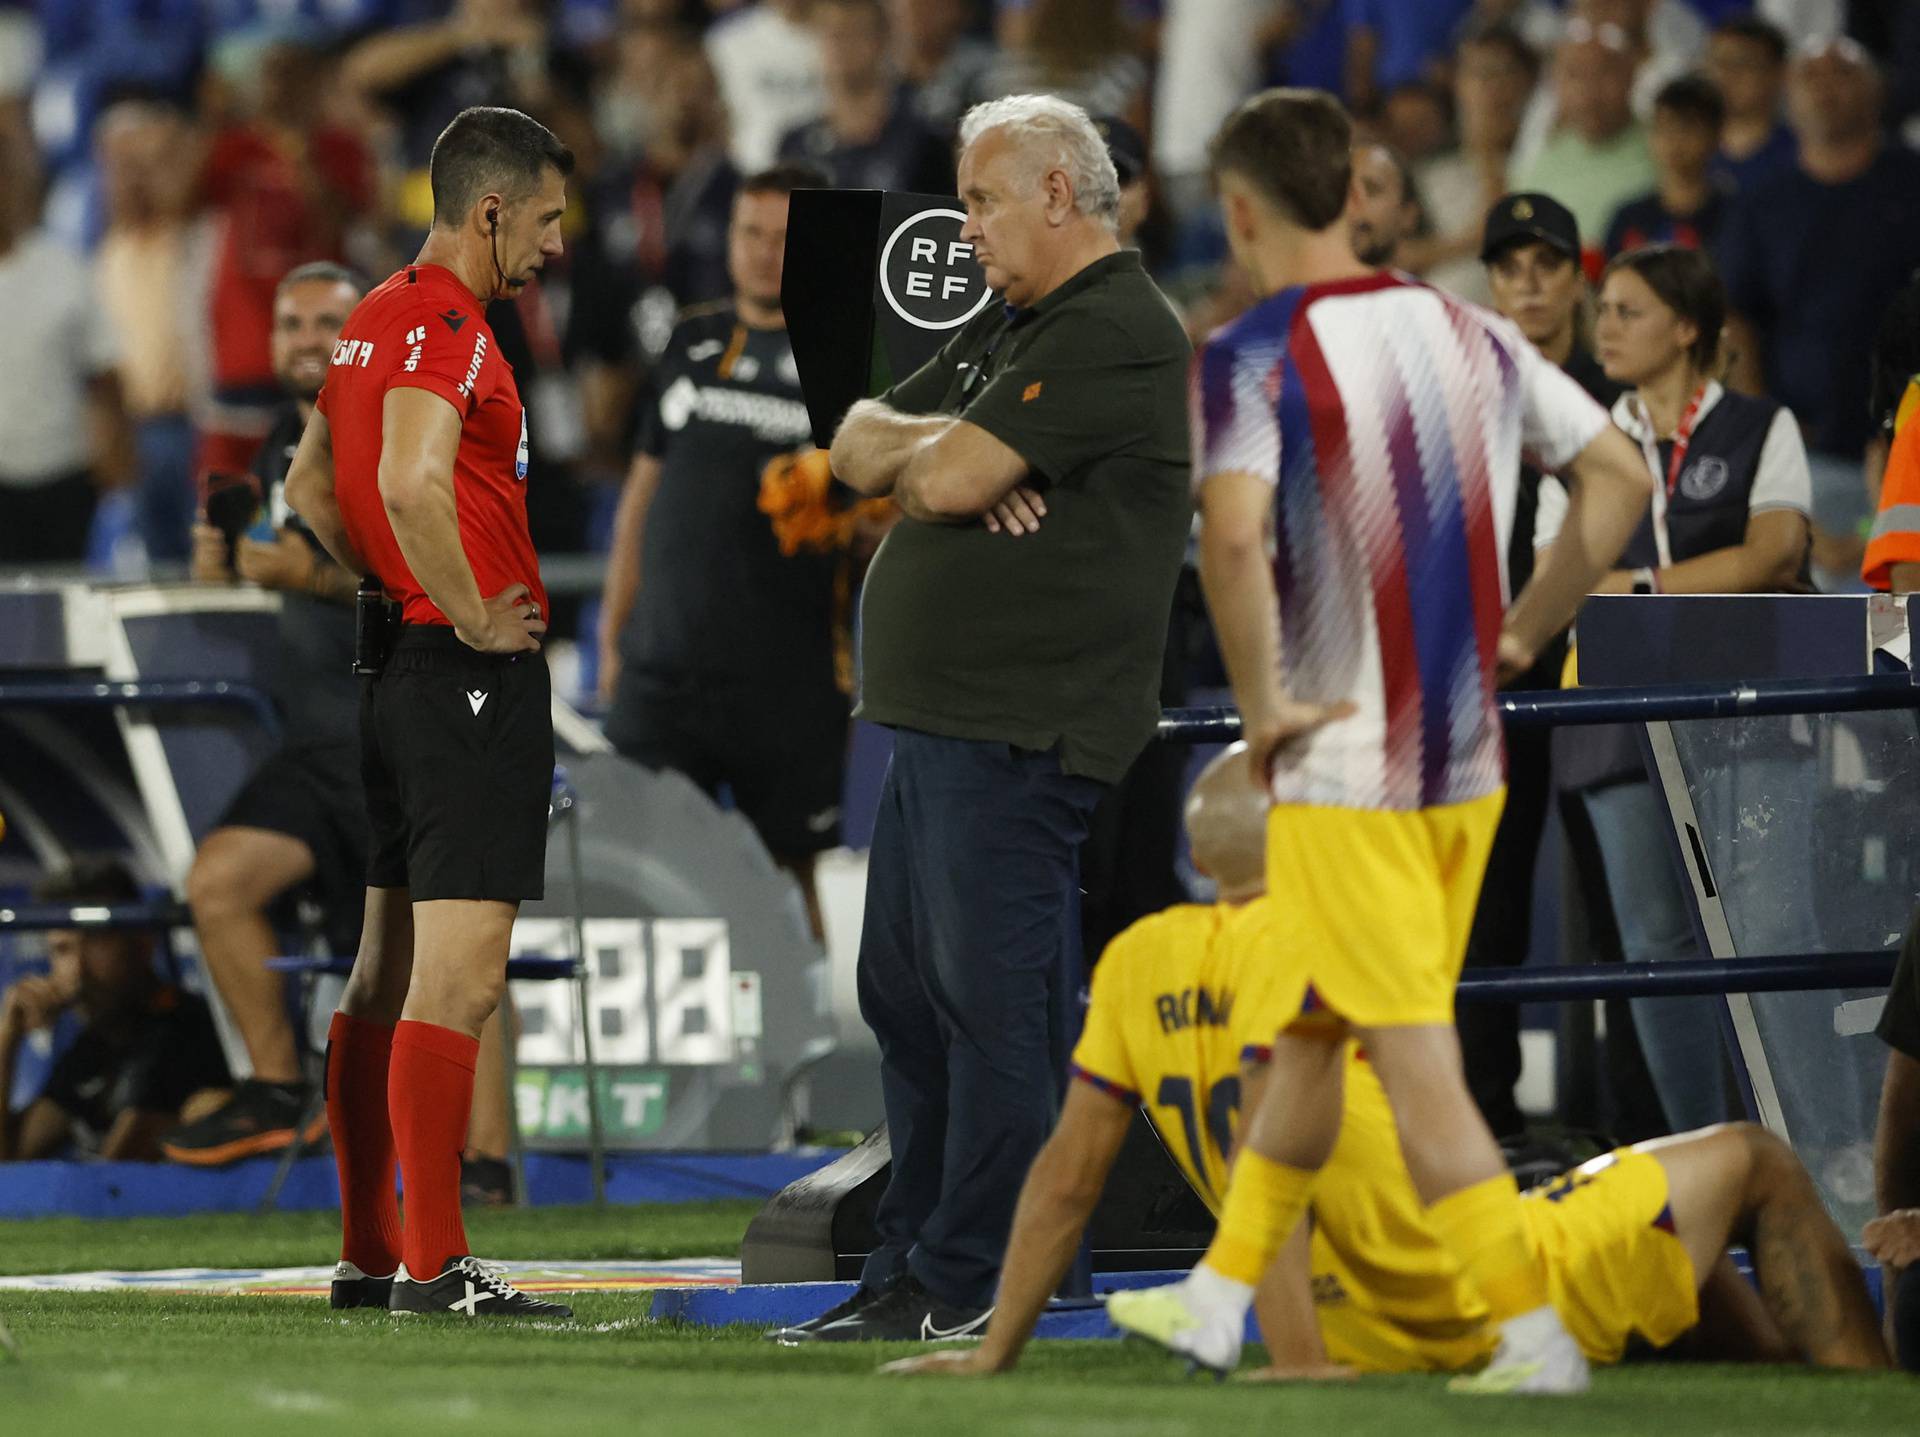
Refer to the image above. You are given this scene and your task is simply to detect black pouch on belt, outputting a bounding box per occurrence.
[352,577,401,676]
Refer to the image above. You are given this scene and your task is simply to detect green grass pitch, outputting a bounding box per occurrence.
[1,1202,1914,1435]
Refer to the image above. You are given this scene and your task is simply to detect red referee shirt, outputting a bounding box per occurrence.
[316,263,546,627]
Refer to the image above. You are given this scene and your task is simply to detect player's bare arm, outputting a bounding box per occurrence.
[1500,425,1653,681]
[378,386,545,655]
[880,1081,1135,1377]
[597,451,664,703]
[1244,1226,1354,1382]
[284,408,371,578]
[1197,469,1354,785]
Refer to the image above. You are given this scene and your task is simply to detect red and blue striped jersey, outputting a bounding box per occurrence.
[1192,272,1608,811]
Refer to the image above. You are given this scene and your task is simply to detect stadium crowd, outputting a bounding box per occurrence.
[0,1,1911,584]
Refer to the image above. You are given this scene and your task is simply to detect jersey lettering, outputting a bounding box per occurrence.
[1153,984,1234,1035]
[456,333,489,398]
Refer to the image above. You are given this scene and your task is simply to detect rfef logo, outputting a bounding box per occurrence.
[878,208,992,332]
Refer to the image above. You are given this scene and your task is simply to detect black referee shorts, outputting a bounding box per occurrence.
[362,626,552,903]
[217,739,368,955]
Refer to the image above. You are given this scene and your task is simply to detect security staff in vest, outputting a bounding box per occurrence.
[1557,242,1812,1135]
[791,93,1192,1342]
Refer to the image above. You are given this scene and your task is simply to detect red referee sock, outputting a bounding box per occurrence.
[324,1012,402,1276]
[389,1019,481,1280]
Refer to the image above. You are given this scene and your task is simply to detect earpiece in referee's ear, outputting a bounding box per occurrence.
[488,207,499,232]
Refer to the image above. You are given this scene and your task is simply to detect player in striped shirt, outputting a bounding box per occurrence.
[1108,89,1654,1394]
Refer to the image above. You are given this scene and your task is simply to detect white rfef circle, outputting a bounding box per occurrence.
[878,208,994,331]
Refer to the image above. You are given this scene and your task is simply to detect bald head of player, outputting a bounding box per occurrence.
[1185,742,1271,904]
[1209,88,1371,298]
[417,106,575,303]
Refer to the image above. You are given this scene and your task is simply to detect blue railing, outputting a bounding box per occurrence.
[1157,671,1919,1002]
[0,677,281,741]
[1157,671,1920,743]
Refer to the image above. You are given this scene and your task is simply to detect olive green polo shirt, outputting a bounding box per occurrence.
[857,249,1193,783]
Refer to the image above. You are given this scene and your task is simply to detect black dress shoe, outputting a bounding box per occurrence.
[766,1279,893,1344]
[804,1275,991,1343]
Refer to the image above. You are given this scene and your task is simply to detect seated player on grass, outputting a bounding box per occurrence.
[882,747,1890,1379]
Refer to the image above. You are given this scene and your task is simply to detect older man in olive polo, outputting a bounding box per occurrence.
[788,93,1192,1343]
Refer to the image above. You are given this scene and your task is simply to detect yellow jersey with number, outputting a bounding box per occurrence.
[1070,900,1287,1209]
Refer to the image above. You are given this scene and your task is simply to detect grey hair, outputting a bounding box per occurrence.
[958,93,1121,230]
[276,260,367,300]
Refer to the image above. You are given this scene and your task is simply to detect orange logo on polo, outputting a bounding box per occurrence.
[1022,382,1043,403]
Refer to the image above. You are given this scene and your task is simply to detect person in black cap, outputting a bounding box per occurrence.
[1455,189,1625,1149]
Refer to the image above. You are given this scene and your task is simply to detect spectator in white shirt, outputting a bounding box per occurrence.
[706,0,825,173]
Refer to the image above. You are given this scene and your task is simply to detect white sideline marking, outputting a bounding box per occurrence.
[0,1258,739,1297]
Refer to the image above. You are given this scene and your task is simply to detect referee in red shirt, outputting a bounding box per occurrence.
[285,106,571,1320]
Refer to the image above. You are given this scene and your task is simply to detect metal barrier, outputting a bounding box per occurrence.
[1156,672,1919,1007]
[0,901,191,932]
[1157,672,1920,744]
[0,677,282,741]
[1456,953,1897,1003]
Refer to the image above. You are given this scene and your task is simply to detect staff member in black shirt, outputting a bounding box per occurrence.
[1458,193,1622,1144]
[1561,243,1811,1135]
[782,94,1192,1343]
[598,162,844,941]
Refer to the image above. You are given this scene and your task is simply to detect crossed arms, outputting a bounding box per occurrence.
[829,399,1036,526]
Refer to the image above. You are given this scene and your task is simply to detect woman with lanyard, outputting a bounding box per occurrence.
[1557,242,1812,1135]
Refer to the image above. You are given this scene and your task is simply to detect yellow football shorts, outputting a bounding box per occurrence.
[1311,1147,1700,1372]
[1261,789,1505,1031]
[1525,1147,1701,1363]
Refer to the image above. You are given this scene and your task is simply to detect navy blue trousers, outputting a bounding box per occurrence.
[856,729,1106,1308]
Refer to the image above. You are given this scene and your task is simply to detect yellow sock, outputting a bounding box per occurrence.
[1427,1173,1550,1322]
[1202,1149,1315,1287]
